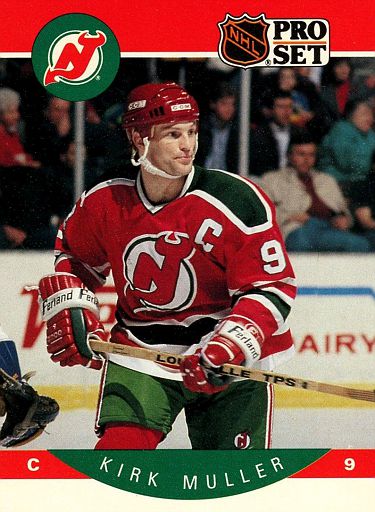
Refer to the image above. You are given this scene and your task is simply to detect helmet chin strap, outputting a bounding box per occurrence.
[131,134,199,180]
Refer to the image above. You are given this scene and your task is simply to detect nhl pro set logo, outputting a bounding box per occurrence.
[32,13,120,101]
[218,13,329,68]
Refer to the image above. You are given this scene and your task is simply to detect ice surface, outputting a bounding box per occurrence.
[12,407,375,450]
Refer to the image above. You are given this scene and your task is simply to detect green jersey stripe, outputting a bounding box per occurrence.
[189,166,272,232]
[255,290,291,320]
[236,292,290,328]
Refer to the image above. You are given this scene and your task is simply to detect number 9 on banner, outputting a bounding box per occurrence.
[344,458,356,471]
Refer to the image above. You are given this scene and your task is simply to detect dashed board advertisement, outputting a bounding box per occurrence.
[0,0,375,509]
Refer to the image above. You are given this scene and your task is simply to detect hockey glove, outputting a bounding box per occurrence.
[0,368,59,448]
[180,317,263,394]
[38,273,106,369]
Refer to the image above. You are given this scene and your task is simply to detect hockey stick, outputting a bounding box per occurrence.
[0,368,36,388]
[89,339,375,404]
[0,368,22,388]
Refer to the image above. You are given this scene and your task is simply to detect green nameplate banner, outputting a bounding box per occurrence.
[52,449,329,499]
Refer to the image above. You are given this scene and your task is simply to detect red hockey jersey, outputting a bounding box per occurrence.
[55,166,297,379]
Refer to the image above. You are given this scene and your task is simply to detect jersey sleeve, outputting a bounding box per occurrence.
[222,179,297,343]
[54,192,111,291]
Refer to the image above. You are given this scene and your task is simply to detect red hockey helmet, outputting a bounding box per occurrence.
[123,82,199,138]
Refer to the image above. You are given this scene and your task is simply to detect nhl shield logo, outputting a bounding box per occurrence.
[218,13,270,68]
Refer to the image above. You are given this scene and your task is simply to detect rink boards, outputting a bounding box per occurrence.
[0,252,374,409]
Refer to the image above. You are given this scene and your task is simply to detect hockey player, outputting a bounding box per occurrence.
[0,324,59,447]
[38,82,297,450]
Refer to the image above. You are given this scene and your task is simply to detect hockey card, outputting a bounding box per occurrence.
[0,1,374,510]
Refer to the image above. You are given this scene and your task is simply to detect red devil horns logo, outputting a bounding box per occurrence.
[44,30,107,86]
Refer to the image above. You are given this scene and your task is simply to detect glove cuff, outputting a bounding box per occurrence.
[216,319,262,366]
[40,287,100,321]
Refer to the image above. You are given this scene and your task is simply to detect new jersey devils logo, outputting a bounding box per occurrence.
[234,432,252,449]
[218,13,270,68]
[44,30,107,86]
[123,232,197,313]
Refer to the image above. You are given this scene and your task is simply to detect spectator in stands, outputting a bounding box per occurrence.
[318,99,375,198]
[0,87,53,249]
[0,190,23,249]
[0,226,26,249]
[351,59,375,106]
[0,180,58,250]
[256,67,334,142]
[0,87,40,169]
[0,216,27,249]
[194,81,239,172]
[25,96,109,172]
[83,101,112,172]
[46,141,91,219]
[6,140,97,249]
[319,58,364,130]
[261,132,370,252]
[249,90,304,177]
[271,67,314,128]
[351,159,375,250]
[25,96,72,168]
[255,67,323,126]
[101,103,132,174]
[296,67,323,90]
[293,67,336,142]
[0,155,64,249]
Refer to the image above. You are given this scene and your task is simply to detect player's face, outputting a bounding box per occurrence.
[147,121,197,176]
[289,143,317,174]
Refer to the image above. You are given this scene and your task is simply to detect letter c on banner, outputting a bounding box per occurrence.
[27,458,40,472]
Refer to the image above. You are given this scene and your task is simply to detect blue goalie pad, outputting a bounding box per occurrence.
[0,340,22,381]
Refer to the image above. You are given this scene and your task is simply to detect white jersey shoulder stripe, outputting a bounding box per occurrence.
[83,177,135,201]
[229,286,295,306]
[251,277,297,287]
[229,277,297,298]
